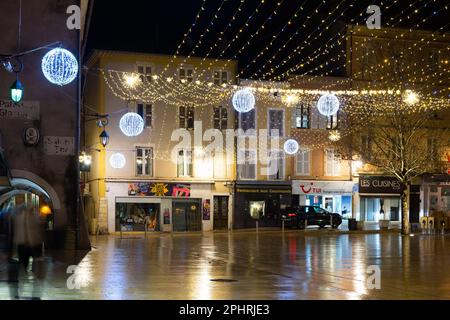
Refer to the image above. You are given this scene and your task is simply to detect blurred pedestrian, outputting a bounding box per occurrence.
[6,203,45,299]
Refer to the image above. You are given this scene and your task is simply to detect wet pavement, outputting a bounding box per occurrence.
[1,230,450,300]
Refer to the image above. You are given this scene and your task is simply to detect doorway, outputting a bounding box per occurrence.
[173,200,202,231]
[213,196,229,230]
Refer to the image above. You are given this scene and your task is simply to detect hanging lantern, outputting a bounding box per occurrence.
[317,94,340,116]
[232,88,255,113]
[99,130,110,147]
[41,48,78,86]
[10,79,24,103]
[110,153,126,169]
[119,112,144,137]
[284,139,299,155]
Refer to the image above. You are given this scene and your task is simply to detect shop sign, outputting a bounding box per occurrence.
[292,181,354,195]
[358,176,402,194]
[128,182,191,198]
[0,100,40,120]
[236,187,291,194]
[44,136,75,156]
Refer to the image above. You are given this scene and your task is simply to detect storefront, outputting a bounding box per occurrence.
[233,181,292,229]
[357,175,402,222]
[292,180,354,218]
[421,174,450,217]
[104,180,231,233]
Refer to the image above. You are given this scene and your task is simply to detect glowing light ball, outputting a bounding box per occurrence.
[232,89,255,113]
[317,94,340,116]
[328,130,341,142]
[403,90,420,106]
[119,112,144,137]
[41,48,78,86]
[110,153,126,169]
[284,139,299,155]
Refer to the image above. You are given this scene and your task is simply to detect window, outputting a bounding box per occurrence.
[268,109,284,137]
[213,106,228,130]
[325,149,340,176]
[268,151,285,180]
[213,70,229,85]
[179,106,195,129]
[136,147,153,176]
[239,109,256,132]
[326,112,339,130]
[295,104,310,129]
[137,64,152,83]
[237,150,256,180]
[296,148,311,175]
[177,149,193,177]
[137,103,153,128]
[179,66,194,82]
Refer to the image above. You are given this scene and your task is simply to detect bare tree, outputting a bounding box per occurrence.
[335,95,450,234]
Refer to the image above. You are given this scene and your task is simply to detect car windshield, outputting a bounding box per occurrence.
[313,207,327,214]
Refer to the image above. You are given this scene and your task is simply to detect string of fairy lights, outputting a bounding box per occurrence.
[90,0,450,163]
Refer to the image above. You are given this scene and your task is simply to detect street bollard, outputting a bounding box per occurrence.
[441,219,446,235]
[428,218,435,235]
[330,215,333,231]
[256,220,259,233]
[282,220,285,232]
[421,217,428,235]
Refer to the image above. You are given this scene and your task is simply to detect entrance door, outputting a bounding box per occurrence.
[173,204,187,231]
[173,201,201,232]
[213,196,229,230]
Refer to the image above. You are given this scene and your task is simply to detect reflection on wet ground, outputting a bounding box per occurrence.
[1,231,450,300]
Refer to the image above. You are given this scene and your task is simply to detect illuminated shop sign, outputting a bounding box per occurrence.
[358,176,402,194]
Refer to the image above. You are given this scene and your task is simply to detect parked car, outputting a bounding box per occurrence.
[282,206,342,229]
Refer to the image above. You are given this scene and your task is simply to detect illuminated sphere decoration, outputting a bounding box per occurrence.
[232,89,255,113]
[110,153,126,169]
[284,139,299,155]
[119,112,144,137]
[41,48,79,86]
[317,94,340,116]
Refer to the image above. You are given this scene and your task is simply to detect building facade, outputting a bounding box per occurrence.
[0,0,91,249]
[83,51,238,234]
[346,25,450,225]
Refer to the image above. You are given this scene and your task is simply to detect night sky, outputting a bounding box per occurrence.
[86,0,448,79]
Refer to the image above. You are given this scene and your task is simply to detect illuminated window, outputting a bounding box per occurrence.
[136,147,153,176]
[296,148,311,175]
[213,70,229,85]
[136,64,152,83]
[237,150,256,180]
[137,103,152,128]
[294,104,310,129]
[213,106,228,130]
[179,66,194,82]
[325,149,340,177]
[178,149,193,177]
[179,106,195,129]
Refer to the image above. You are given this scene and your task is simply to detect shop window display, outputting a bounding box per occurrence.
[116,202,160,232]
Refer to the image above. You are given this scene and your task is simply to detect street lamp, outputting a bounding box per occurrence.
[10,78,24,103]
[99,130,109,148]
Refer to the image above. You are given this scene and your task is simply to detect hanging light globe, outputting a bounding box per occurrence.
[110,153,126,169]
[317,93,340,116]
[119,112,144,137]
[41,48,78,86]
[232,88,255,113]
[284,139,299,155]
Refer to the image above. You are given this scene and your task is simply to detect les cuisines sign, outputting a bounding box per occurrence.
[358,176,402,194]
